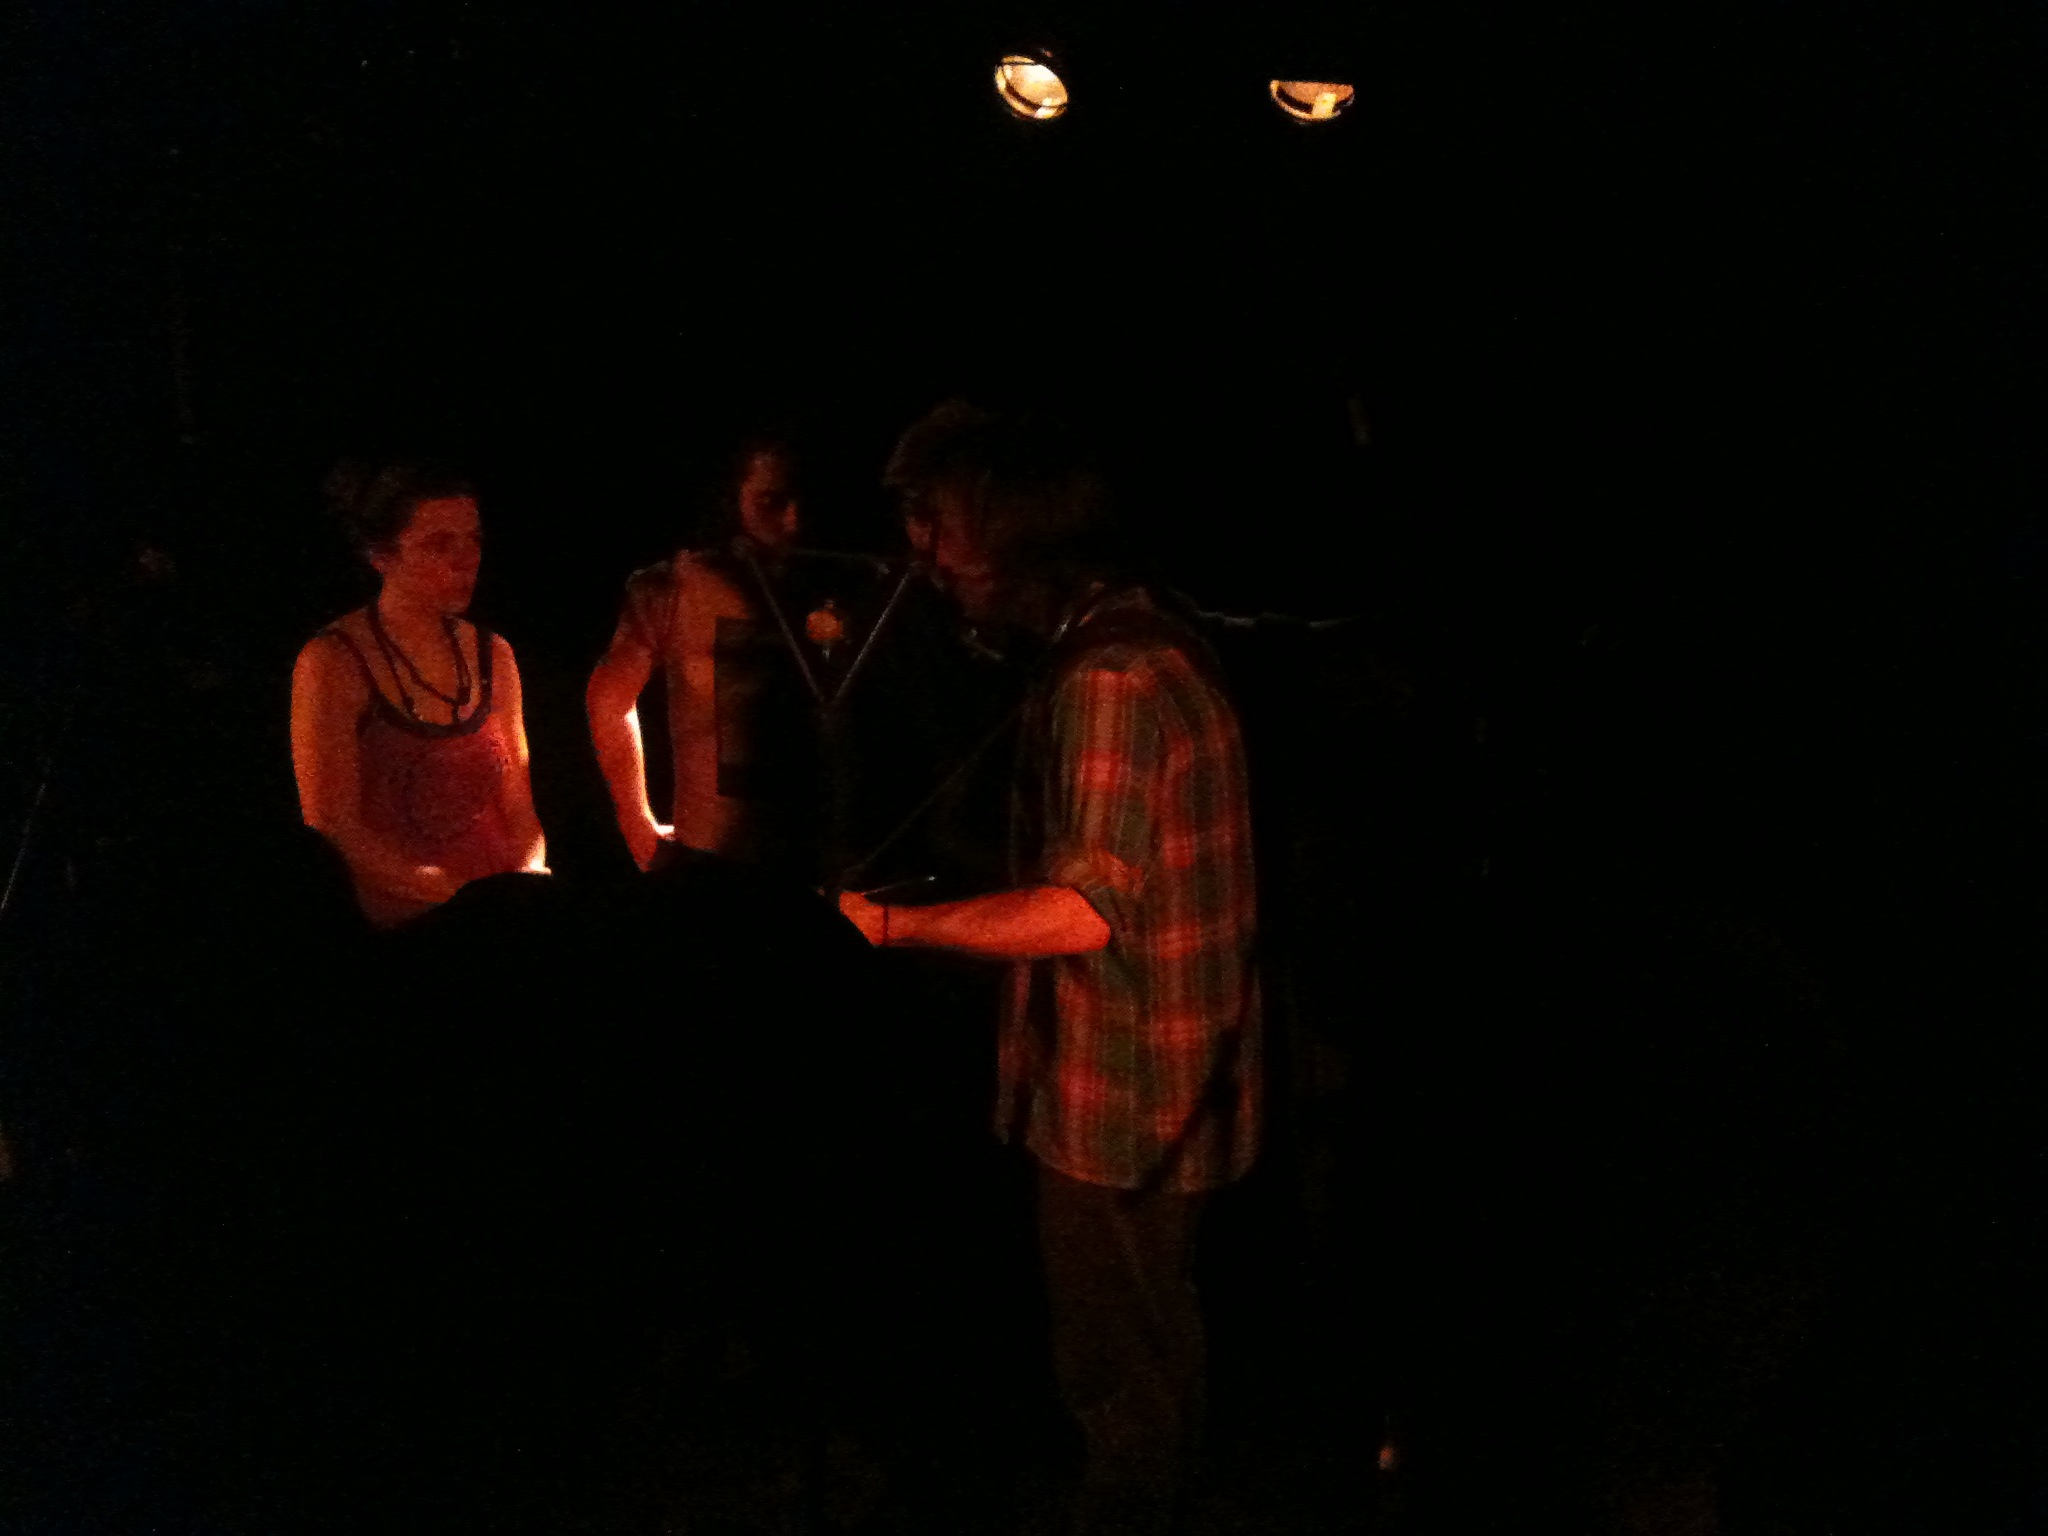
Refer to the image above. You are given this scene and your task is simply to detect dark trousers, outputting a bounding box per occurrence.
[1037,1162,1209,1536]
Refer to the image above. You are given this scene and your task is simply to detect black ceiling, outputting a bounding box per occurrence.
[5,0,2037,621]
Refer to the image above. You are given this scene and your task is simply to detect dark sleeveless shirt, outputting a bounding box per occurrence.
[323,621,523,928]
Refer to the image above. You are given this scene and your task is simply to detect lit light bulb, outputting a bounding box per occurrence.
[996,54,1069,121]
[1270,79,1357,124]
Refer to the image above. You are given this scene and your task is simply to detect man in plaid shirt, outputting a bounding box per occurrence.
[839,410,1259,1536]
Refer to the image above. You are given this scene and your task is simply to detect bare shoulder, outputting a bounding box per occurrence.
[294,612,367,683]
[291,621,373,738]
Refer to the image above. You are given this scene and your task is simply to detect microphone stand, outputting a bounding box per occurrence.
[732,540,827,708]
[731,542,926,894]
[829,559,920,709]
[0,690,78,925]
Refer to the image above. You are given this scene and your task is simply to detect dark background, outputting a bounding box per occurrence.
[2,1,2044,1532]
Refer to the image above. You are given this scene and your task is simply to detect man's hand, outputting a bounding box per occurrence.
[837,888,888,947]
[626,817,675,872]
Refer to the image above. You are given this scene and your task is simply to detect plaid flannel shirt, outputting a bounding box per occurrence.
[997,589,1261,1193]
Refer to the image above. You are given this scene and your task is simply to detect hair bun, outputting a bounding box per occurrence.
[321,458,374,522]
[322,457,475,556]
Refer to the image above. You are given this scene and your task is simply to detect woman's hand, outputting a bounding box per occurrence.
[406,864,465,906]
[836,888,888,947]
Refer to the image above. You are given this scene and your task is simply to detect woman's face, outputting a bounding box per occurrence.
[369,495,483,615]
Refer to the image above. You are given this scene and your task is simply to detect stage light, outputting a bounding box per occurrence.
[995,54,1069,121]
[1269,79,1356,123]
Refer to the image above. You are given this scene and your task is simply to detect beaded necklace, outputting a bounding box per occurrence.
[367,600,475,724]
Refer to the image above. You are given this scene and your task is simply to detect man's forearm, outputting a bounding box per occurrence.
[883,886,1109,960]
[590,707,657,831]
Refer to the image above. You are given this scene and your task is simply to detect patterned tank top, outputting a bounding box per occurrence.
[323,620,523,927]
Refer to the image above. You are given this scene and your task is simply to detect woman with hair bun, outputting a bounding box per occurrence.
[290,460,548,927]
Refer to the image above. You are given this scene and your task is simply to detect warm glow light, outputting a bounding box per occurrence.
[995,54,1069,121]
[1270,79,1356,123]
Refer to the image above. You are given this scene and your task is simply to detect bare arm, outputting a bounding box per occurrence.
[836,660,1164,963]
[585,625,668,869]
[837,885,1109,960]
[492,635,549,873]
[290,635,461,906]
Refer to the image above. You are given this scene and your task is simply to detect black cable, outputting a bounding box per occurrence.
[1,690,79,924]
[732,539,827,706]
[834,692,1028,894]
